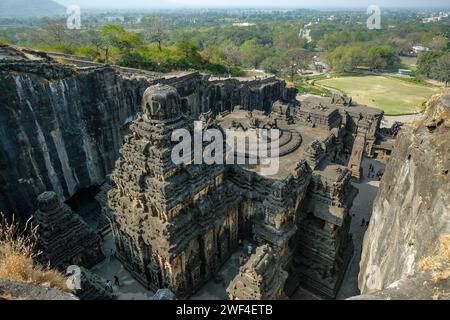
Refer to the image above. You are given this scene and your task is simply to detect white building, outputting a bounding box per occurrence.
[412,46,430,54]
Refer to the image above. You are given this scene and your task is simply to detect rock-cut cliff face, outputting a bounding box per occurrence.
[0,45,296,220]
[358,90,450,299]
[0,64,150,219]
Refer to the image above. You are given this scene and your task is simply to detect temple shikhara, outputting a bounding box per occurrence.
[105,81,382,299]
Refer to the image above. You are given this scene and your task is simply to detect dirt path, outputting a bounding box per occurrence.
[381,114,421,128]
[337,157,385,299]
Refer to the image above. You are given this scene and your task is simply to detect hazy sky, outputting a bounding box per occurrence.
[55,0,450,9]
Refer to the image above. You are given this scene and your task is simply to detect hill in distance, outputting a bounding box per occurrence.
[0,0,66,19]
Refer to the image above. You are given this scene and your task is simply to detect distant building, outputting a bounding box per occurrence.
[104,16,125,23]
[315,46,325,52]
[232,22,256,27]
[422,11,449,23]
[314,62,329,73]
[412,46,430,55]
[398,69,412,76]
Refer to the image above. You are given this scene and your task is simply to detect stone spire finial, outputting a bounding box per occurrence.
[142,84,181,121]
[36,191,60,212]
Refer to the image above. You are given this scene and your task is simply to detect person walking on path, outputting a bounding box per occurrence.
[106,280,113,293]
[247,244,253,257]
[109,248,115,262]
[114,275,121,287]
[239,255,245,266]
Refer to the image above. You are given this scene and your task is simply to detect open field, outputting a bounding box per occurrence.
[316,75,440,115]
[400,56,418,71]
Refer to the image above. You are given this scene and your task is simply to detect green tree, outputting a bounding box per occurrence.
[274,28,307,50]
[35,18,76,46]
[436,54,450,85]
[327,45,365,72]
[142,16,168,51]
[428,35,449,51]
[99,24,141,63]
[176,40,203,68]
[240,39,268,69]
[417,50,445,78]
[366,45,400,71]
[318,32,349,50]
[221,41,241,68]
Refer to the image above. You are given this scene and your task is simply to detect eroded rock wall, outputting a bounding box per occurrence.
[0,279,78,300]
[0,65,150,219]
[358,91,450,297]
[0,46,295,220]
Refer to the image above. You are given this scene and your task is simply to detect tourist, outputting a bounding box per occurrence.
[361,218,366,227]
[106,280,113,292]
[110,248,115,262]
[114,275,121,287]
[247,244,253,256]
[239,255,244,266]
[376,170,383,181]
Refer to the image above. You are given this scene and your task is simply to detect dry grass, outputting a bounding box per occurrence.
[285,80,296,89]
[316,75,440,115]
[419,235,450,282]
[0,213,68,293]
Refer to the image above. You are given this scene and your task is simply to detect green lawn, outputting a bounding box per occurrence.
[400,56,418,71]
[316,75,440,115]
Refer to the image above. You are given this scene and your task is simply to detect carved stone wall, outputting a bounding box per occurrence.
[227,245,288,300]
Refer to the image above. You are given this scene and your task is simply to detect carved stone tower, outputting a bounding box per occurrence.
[34,191,104,269]
[108,84,241,298]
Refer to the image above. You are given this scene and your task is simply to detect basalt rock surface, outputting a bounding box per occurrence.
[358,90,450,298]
[0,279,78,300]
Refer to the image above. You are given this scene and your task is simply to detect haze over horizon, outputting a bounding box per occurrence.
[54,0,450,9]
